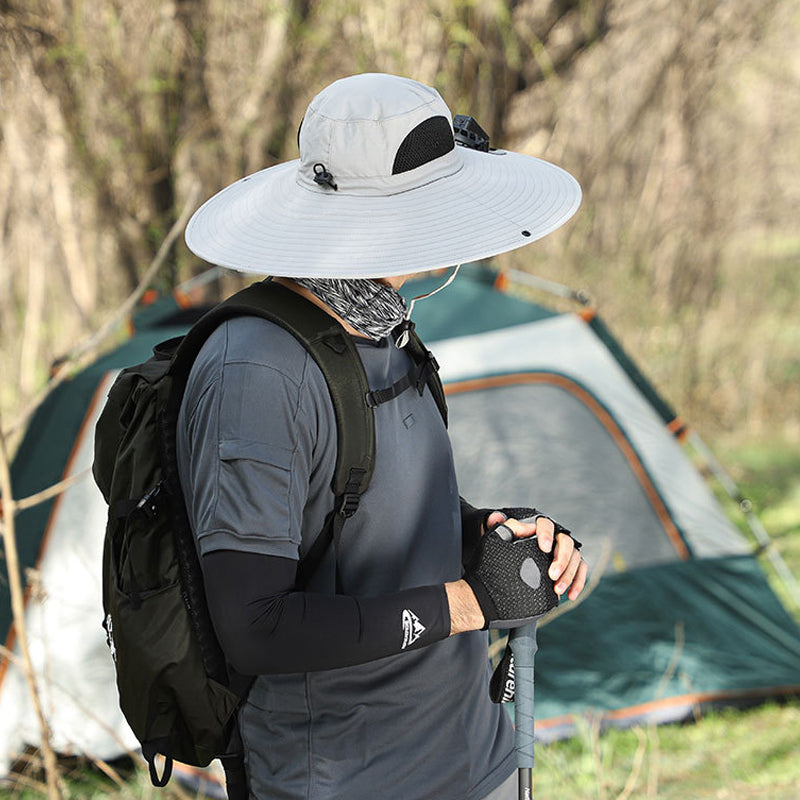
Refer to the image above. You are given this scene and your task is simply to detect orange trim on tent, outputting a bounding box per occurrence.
[141,289,159,306]
[172,761,222,779]
[173,287,194,309]
[668,417,690,441]
[0,628,16,691]
[536,684,800,731]
[0,375,112,695]
[578,307,598,323]
[493,271,509,292]
[444,373,691,560]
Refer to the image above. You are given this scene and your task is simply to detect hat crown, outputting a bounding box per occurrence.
[298,74,459,195]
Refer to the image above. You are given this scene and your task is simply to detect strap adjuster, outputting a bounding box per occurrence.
[136,481,165,519]
[415,352,438,395]
[337,492,361,518]
[337,467,368,518]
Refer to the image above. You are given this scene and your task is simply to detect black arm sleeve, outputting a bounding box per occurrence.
[202,549,450,676]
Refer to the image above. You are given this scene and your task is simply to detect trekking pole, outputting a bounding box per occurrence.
[508,621,538,800]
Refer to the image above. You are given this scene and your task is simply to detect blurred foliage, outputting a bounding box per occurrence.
[0,0,798,443]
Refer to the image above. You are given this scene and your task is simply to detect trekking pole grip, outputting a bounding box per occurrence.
[508,622,538,800]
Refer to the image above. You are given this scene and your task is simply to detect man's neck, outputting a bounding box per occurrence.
[272,277,371,339]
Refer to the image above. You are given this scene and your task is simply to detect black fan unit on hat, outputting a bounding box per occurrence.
[453,115,490,152]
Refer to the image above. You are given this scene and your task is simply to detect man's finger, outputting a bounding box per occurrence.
[502,518,537,539]
[547,530,574,578]
[567,559,589,601]
[554,549,582,595]
[534,516,555,553]
[484,511,507,533]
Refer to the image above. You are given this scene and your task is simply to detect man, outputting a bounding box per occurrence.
[180,73,587,800]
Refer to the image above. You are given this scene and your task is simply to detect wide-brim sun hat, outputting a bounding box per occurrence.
[185,73,581,279]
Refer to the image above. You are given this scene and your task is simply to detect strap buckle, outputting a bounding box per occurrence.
[337,467,368,518]
[415,351,439,395]
[337,492,361,518]
[136,481,164,518]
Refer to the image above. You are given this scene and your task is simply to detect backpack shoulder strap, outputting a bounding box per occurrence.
[166,279,376,586]
[402,325,448,427]
[172,279,375,497]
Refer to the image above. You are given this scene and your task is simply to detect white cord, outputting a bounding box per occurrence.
[395,265,462,348]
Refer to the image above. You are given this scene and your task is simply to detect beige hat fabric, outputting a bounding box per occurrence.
[185,73,581,278]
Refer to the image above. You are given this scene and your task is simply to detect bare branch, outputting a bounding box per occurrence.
[1,766,49,796]
[615,726,648,800]
[3,180,201,447]
[0,415,63,799]
[0,641,22,669]
[14,468,91,513]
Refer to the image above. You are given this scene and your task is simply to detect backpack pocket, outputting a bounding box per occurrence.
[110,482,180,604]
[103,558,241,767]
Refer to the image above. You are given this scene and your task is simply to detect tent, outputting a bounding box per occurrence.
[3,264,800,780]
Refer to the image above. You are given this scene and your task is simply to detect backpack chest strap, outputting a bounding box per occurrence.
[365,351,439,409]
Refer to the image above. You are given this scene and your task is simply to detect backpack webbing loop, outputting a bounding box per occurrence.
[142,743,173,788]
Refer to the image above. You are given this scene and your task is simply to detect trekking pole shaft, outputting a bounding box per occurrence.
[509,623,538,800]
[518,767,533,800]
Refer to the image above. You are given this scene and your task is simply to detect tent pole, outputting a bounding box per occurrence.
[687,431,800,614]
[499,267,591,307]
[175,266,224,295]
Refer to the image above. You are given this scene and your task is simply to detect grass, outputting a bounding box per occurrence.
[530,436,800,800]
[711,437,800,623]
[4,704,800,799]
[1,440,799,799]
[535,700,800,799]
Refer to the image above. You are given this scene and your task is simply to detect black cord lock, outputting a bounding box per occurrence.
[313,163,338,190]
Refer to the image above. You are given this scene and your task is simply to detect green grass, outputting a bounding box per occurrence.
[711,438,800,623]
[4,705,800,799]
[535,701,800,799]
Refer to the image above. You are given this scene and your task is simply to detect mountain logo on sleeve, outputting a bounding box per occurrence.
[401,609,426,649]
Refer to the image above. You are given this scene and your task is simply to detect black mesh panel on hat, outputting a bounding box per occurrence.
[392,116,455,175]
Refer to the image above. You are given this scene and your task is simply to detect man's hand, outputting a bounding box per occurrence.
[485,512,587,601]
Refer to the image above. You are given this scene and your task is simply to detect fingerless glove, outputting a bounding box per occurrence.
[463,525,560,630]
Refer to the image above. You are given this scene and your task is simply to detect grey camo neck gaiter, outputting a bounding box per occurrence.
[291,277,408,340]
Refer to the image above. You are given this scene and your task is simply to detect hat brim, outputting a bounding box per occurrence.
[185,147,581,278]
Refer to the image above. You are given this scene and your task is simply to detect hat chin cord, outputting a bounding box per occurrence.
[395,264,461,348]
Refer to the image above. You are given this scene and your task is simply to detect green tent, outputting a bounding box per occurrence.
[2,265,799,776]
[406,265,800,739]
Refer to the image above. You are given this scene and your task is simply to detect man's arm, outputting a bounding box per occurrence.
[202,550,481,675]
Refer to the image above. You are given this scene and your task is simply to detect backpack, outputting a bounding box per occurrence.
[92,279,447,798]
